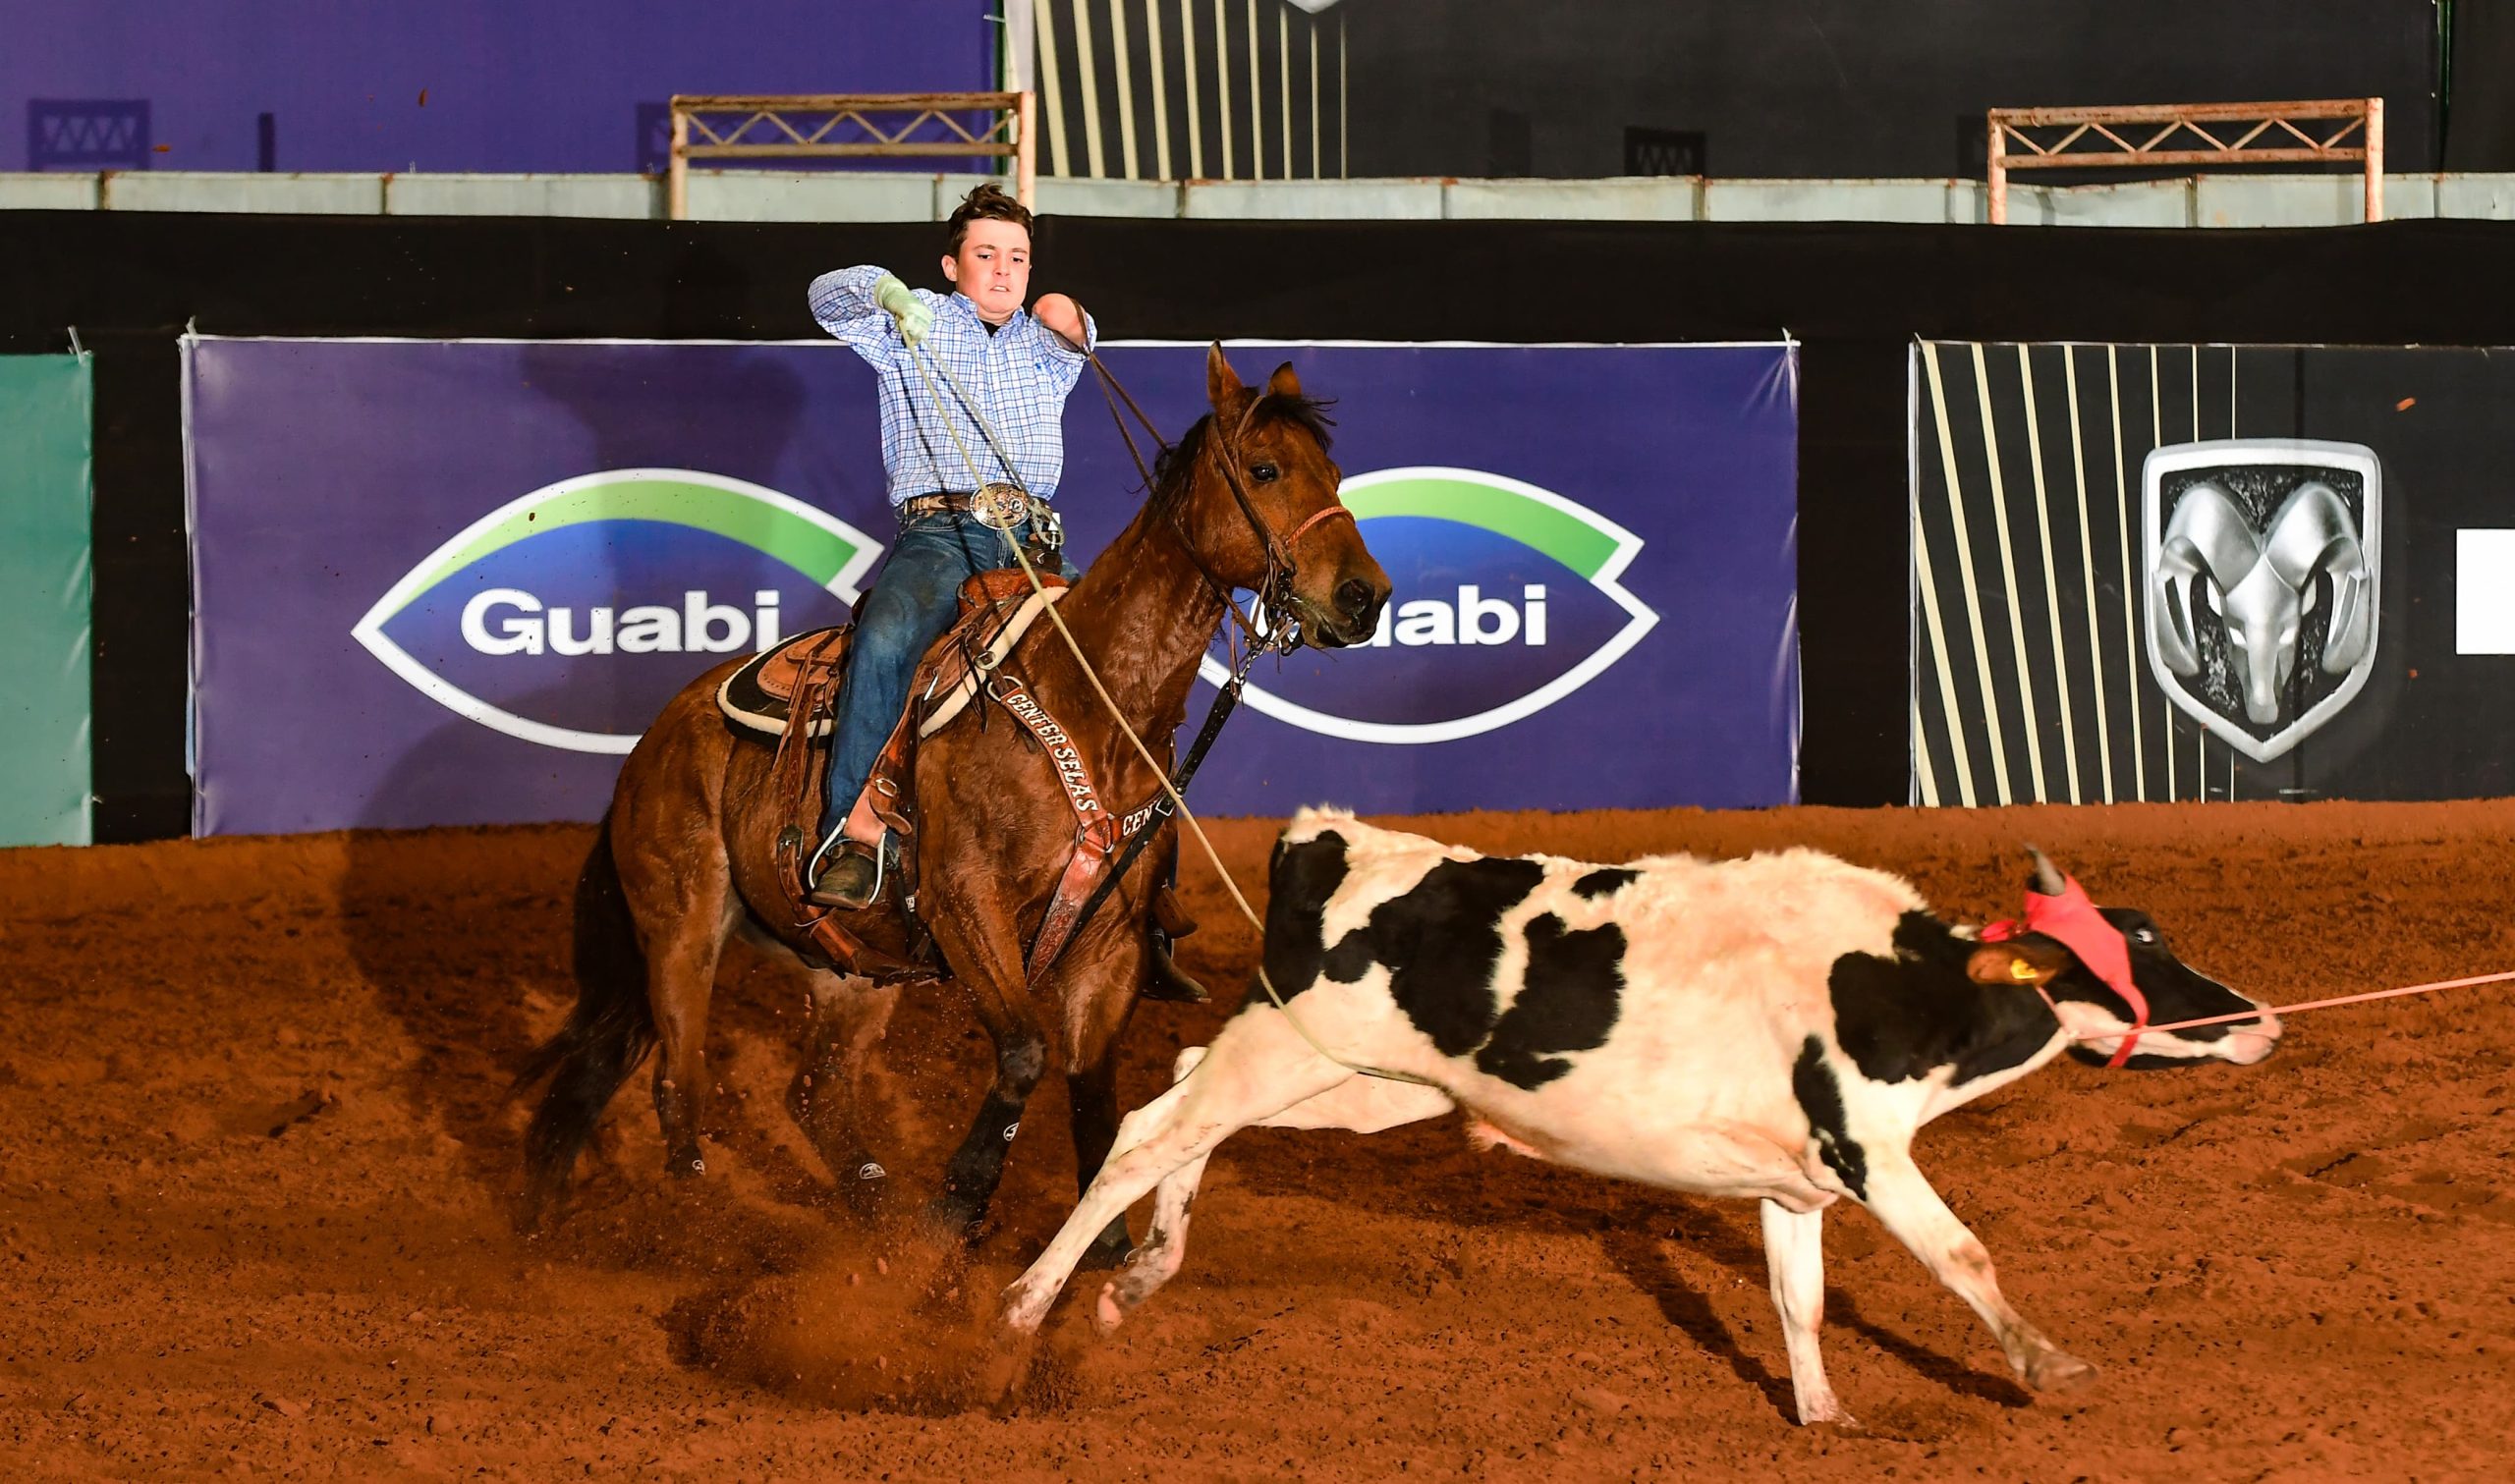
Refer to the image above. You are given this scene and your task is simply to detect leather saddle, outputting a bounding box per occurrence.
[716,570,1070,981]
[717,569,1065,742]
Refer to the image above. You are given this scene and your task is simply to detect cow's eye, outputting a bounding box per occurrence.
[1252,463,1280,483]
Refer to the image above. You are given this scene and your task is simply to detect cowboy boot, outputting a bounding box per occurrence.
[1142,924,1209,1004]
[807,843,880,910]
[1141,884,1207,1003]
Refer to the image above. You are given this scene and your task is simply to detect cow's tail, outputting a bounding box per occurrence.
[514,812,654,1229]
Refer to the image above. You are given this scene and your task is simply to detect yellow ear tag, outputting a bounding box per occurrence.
[2007,959,2041,983]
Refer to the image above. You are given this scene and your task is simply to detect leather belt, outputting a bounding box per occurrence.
[899,484,1049,524]
[898,484,1062,549]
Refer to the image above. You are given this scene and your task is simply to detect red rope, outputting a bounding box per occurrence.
[2102,968,2515,1040]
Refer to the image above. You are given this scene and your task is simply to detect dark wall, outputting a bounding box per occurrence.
[1347,0,2438,179]
[14,209,2515,836]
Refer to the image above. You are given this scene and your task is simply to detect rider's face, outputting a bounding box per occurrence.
[942,219,1033,325]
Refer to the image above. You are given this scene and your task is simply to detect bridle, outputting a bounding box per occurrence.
[1090,353,1356,657]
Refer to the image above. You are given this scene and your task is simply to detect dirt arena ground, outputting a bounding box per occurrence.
[6,799,2514,1480]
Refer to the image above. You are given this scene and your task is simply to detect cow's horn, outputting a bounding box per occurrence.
[2026,846,2065,897]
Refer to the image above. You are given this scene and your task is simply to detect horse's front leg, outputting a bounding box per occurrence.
[1055,933,1145,1269]
[922,911,1050,1243]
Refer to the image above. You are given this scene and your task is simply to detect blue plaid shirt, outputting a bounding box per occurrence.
[809,264,1096,507]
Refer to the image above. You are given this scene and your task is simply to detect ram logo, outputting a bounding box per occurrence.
[2143,439,2381,762]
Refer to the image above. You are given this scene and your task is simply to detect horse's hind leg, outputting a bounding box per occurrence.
[777,962,904,1219]
[616,838,740,1182]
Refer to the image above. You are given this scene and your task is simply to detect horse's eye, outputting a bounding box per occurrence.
[2132,928,2158,945]
[1251,463,1280,483]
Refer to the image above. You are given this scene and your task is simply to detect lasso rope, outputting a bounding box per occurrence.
[2121,968,2515,1040]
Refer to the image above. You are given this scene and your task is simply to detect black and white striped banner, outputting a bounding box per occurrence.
[1915,342,2241,805]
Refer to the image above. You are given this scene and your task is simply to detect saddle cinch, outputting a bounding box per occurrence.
[716,570,1099,982]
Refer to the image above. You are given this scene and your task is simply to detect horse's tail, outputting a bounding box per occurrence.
[515,811,655,1229]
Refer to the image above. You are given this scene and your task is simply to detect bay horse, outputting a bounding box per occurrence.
[517,346,1390,1259]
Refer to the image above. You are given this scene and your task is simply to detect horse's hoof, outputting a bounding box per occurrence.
[832,1159,888,1221]
[978,1326,1038,1415]
[918,1202,985,1252]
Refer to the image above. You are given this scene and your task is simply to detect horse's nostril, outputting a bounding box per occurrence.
[1337,578,1375,618]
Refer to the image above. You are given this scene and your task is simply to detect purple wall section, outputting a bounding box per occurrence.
[11,1,992,174]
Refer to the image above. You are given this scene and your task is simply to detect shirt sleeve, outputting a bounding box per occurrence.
[808,265,908,368]
[1029,305,1095,396]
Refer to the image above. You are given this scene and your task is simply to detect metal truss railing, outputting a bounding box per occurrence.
[1987,98,2384,225]
[666,92,1035,219]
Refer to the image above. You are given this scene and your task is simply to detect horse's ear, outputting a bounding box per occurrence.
[1265,360,1303,400]
[1206,343,1243,411]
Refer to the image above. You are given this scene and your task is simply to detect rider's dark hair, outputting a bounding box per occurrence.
[945,183,1034,254]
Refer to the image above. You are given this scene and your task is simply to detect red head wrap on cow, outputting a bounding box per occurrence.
[1981,874,2150,1068]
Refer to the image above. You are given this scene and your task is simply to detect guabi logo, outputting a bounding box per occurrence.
[1205,467,1657,743]
[354,468,881,753]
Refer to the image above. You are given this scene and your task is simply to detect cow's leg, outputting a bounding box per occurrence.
[999,1011,1360,1337]
[1093,1045,1455,1333]
[1858,1151,2096,1394]
[1760,1199,1853,1426]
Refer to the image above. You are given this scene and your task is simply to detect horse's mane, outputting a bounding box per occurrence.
[1148,390,1337,514]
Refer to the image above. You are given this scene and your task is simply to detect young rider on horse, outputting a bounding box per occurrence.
[804,183,1203,999]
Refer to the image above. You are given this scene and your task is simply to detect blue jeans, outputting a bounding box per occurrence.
[817,510,1078,842]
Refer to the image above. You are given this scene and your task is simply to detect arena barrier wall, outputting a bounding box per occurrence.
[1913,341,2515,804]
[35,212,2515,835]
[184,336,1798,835]
[0,353,93,846]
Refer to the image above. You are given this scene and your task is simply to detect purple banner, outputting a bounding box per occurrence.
[12,1,987,173]
[186,337,1795,836]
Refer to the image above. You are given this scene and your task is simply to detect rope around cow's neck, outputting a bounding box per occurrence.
[905,343,1436,1087]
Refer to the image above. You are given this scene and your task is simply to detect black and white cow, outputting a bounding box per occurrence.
[996,808,2282,1424]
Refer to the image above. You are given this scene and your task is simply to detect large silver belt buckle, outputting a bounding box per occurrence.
[974,481,1031,531]
[1029,499,1065,551]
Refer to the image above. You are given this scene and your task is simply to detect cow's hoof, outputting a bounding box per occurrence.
[1795,1396,1859,1430]
[2025,1348,2098,1394]
[1093,1280,1129,1335]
